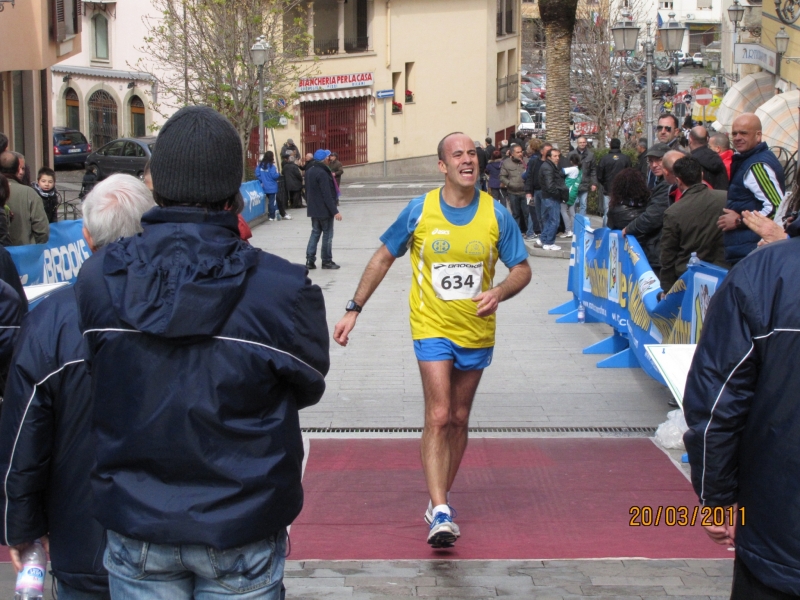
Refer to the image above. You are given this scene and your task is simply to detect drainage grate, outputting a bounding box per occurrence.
[302,426,656,434]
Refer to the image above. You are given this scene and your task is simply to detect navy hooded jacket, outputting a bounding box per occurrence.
[0,287,107,594]
[74,207,330,550]
[683,218,800,595]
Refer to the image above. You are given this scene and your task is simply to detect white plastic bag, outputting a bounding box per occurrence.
[654,409,688,450]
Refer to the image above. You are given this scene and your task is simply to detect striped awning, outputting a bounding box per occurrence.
[755,90,800,153]
[714,72,775,133]
[294,87,373,105]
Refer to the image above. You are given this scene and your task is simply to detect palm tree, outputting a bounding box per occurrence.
[539,0,579,150]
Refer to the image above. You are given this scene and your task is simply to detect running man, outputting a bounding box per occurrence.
[333,132,531,548]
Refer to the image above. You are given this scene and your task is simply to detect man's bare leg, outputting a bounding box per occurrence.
[419,361,483,506]
[445,367,483,492]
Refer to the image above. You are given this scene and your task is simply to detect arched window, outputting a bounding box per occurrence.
[130,95,146,137]
[88,90,118,149]
[93,14,109,60]
[65,88,80,131]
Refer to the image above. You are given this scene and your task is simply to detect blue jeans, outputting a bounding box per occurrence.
[534,191,544,235]
[306,217,334,263]
[104,529,287,600]
[57,580,111,600]
[541,197,561,245]
[266,193,277,219]
[602,194,610,227]
[576,191,589,216]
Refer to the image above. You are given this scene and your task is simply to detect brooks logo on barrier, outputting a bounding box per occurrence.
[43,239,91,284]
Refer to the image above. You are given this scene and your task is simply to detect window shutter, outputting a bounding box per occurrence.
[74,0,82,33]
[53,0,66,42]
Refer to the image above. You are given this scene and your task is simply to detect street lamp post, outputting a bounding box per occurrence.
[249,35,272,159]
[612,12,686,147]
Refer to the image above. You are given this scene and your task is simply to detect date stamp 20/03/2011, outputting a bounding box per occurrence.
[629,505,745,527]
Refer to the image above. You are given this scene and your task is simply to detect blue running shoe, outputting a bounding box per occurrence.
[424,501,460,536]
[427,511,458,548]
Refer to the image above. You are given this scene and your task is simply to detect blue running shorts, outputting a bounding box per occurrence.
[413,338,494,371]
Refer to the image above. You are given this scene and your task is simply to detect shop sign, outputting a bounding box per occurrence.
[297,72,374,92]
[734,44,776,74]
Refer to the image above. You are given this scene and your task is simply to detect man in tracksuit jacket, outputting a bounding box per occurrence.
[74,106,330,598]
[0,174,155,599]
[684,216,800,599]
[717,113,784,266]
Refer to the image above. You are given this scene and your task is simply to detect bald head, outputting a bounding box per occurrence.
[0,152,18,177]
[688,126,709,150]
[662,150,684,185]
[709,133,731,153]
[731,113,762,154]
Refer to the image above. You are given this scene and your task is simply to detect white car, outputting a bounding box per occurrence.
[693,52,703,66]
[519,109,537,134]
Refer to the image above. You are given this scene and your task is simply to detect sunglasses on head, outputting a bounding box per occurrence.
[657,125,673,132]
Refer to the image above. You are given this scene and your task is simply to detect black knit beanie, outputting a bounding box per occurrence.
[150,106,243,204]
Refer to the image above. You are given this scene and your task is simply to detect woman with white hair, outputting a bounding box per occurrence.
[82,173,155,251]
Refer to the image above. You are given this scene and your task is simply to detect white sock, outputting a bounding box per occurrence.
[433,503,450,517]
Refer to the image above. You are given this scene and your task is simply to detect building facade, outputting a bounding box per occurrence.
[279,0,523,176]
[50,1,166,151]
[0,0,83,173]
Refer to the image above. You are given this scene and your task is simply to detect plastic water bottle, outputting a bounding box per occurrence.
[688,252,700,266]
[577,302,586,323]
[14,540,46,600]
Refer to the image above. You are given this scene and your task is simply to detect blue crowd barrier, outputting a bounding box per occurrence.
[240,180,266,222]
[7,220,91,287]
[553,214,729,385]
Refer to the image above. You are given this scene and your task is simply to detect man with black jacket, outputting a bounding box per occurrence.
[475,141,488,191]
[567,136,597,216]
[306,148,343,269]
[525,140,547,237]
[689,126,729,191]
[684,216,800,599]
[596,138,632,226]
[72,107,330,599]
[622,147,675,276]
[484,137,496,163]
[283,155,304,208]
[536,146,568,251]
[0,174,154,600]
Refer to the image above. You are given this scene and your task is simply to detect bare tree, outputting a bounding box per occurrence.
[568,0,668,148]
[132,0,316,171]
[539,0,579,149]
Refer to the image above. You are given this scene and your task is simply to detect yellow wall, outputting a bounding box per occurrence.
[281,0,521,167]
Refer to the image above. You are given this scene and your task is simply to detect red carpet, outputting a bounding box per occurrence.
[290,438,733,560]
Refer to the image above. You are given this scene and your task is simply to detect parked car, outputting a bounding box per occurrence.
[653,78,677,96]
[53,127,92,167]
[519,109,537,135]
[86,136,156,180]
[693,52,703,66]
[674,51,692,66]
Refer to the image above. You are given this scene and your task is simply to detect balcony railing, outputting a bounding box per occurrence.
[314,36,370,56]
[344,36,370,53]
[506,73,518,101]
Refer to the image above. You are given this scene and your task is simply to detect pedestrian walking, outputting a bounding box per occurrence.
[333,133,531,548]
[567,136,596,216]
[73,106,330,599]
[329,152,344,189]
[305,149,342,270]
[560,154,581,238]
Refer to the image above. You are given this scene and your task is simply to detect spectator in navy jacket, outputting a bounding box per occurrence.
[73,106,330,599]
[305,149,343,269]
[0,174,154,600]
[684,216,800,599]
[485,150,503,201]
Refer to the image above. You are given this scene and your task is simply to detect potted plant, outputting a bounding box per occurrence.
[405,89,414,103]
[392,100,403,113]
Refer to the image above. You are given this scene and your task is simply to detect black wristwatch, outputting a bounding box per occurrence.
[345,300,362,313]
